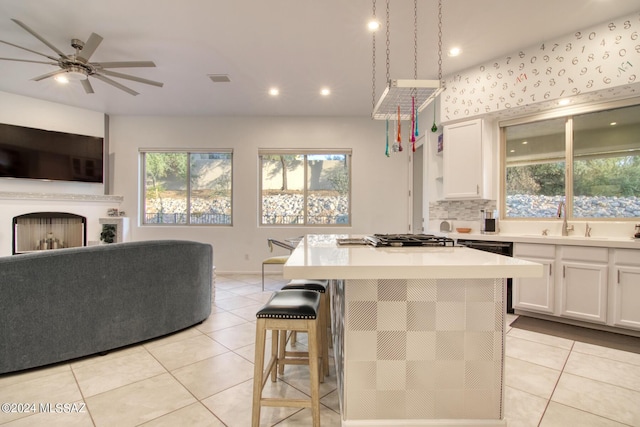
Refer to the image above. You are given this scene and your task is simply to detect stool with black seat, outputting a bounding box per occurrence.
[252,289,322,427]
[279,279,330,378]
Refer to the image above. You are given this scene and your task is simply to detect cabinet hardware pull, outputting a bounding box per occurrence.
[549,264,552,276]
[477,184,479,194]
[618,270,621,284]
[563,265,565,278]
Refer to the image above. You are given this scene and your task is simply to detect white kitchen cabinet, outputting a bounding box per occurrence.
[559,246,608,324]
[611,249,640,330]
[513,242,640,335]
[442,119,494,200]
[513,243,555,314]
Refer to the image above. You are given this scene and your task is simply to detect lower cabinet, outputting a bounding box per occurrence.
[514,243,640,333]
[560,261,608,324]
[513,244,555,314]
[612,250,640,330]
[559,246,608,324]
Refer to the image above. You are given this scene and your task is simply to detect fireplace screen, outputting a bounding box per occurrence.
[13,212,86,254]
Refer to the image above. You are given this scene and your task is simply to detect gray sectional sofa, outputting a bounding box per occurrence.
[0,240,213,374]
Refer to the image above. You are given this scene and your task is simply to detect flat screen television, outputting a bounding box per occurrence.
[0,123,104,183]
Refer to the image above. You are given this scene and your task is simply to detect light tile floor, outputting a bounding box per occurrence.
[1,273,639,426]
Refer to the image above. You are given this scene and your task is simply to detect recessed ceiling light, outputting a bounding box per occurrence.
[558,98,571,106]
[448,47,461,57]
[367,19,380,31]
[610,122,617,126]
[268,88,279,96]
[510,149,515,153]
[522,141,528,145]
[320,88,330,96]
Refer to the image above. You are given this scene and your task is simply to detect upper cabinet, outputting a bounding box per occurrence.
[442,119,495,200]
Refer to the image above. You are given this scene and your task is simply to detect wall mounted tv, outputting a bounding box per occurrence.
[0,123,104,183]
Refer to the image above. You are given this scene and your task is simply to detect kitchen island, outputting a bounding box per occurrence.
[283,235,542,427]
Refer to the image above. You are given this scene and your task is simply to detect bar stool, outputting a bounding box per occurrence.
[279,279,330,377]
[261,238,296,291]
[252,289,322,427]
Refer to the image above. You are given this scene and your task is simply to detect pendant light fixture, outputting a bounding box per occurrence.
[371,0,444,121]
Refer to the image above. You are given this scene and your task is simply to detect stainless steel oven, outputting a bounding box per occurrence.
[456,239,514,313]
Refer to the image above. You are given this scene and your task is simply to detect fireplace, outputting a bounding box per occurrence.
[13,212,87,254]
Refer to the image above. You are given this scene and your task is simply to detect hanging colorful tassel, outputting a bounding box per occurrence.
[392,119,399,152]
[385,119,390,157]
[431,96,438,133]
[414,98,420,138]
[411,96,416,152]
[397,106,403,152]
[410,96,416,144]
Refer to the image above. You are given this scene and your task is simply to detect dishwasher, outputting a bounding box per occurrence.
[456,239,514,313]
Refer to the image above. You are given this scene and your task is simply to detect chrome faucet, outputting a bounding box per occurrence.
[557,201,574,236]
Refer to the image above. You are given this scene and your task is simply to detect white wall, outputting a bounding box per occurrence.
[0,91,411,268]
[0,91,105,195]
[109,115,410,272]
[0,91,111,255]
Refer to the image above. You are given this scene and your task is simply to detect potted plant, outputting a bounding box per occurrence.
[100,224,117,244]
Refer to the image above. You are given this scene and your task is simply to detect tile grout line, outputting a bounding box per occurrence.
[143,347,230,427]
[535,339,575,426]
[68,362,98,427]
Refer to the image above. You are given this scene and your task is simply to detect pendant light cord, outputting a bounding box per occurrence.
[438,0,443,84]
[385,0,390,84]
[371,0,376,112]
[413,0,418,81]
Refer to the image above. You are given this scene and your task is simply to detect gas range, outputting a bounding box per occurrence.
[364,234,455,247]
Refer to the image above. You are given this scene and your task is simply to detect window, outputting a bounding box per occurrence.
[505,118,566,218]
[503,102,640,219]
[573,107,640,218]
[141,150,232,225]
[259,150,351,225]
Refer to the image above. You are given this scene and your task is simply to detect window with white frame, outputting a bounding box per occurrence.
[141,150,232,225]
[503,101,640,219]
[259,149,351,226]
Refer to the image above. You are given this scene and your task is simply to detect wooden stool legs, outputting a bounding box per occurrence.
[279,280,331,378]
[278,291,329,377]
[252,317,321,427]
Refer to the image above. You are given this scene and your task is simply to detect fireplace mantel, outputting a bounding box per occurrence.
[0,192,124,257]
[0,192,123,203]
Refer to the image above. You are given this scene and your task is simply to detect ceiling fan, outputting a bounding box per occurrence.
[0,19,163,96]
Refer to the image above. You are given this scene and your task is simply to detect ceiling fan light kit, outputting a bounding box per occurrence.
[54,67,88,84]
[0,18,163,96]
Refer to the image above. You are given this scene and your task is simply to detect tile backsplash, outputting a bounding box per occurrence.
[430,199,497,221]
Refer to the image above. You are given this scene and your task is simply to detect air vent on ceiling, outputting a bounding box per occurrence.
[208,74,231,83]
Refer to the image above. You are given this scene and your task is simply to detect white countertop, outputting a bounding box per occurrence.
[283,234,542,280]
[450,232,640,249]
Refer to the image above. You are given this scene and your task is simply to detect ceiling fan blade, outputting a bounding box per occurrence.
[81,78,94,94]
[0,57,57,65]
[31,69,66,82]
[99,69,164,87]
[77,33,103,63]
[0,39,60,61]
[11,19,68,59]
[92,73,139,96]
[93,61,156,68]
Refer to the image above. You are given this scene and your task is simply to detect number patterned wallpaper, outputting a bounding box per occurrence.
[441,11,640,122]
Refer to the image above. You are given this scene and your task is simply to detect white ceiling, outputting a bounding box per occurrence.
[0,0,638,117]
